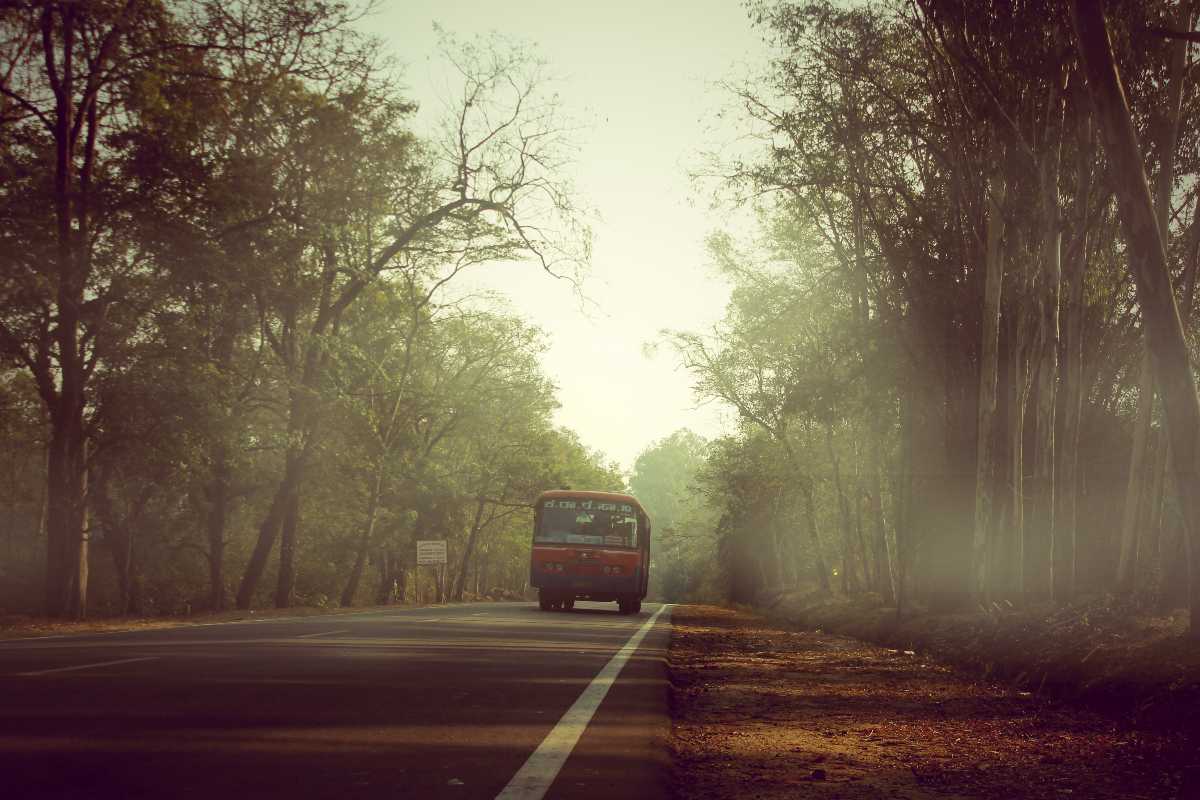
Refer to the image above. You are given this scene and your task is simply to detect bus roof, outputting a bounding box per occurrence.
[536,489,647,514]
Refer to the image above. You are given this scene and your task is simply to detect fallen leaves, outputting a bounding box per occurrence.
[669,605,1192,800]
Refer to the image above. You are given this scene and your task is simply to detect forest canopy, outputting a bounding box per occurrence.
[0,0,618,617]
[5,0,1200,642]
[637,0,1200,639]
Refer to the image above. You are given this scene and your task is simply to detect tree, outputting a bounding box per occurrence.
[1071,0,1200,636]
[675,0,1200,620]
[630,429,709,600]
[234,34,588,609]
[0,0,374,618]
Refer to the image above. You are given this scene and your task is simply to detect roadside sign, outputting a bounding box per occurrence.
[416,539,448,565]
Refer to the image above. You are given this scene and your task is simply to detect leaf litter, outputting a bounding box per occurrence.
[668,605,1195,800]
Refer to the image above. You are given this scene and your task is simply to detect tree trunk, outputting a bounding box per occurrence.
[1153,202,1200,606]
[235,452,303,609]
[1073,0,1200,636]
[1028,81,1065,603]
[894,378,915,617]
[453,499,489,601]
[206,442,230,612]
[116,530,134,615]
[275,488,301,608]
[1057,234,1087,602]
[375,549,394,605]
[1145,431,1168,595]
[972,168,1006,604]
[44,185,89,620]
[243,257,336,610]
[92,466,131,615]
[396,560,408,603]
[39,4,108,621]
[1056,115,1095,604]
[800,479,831,593]
[203,305,241,613]
[1008,306,1033,600]
[825,423,859,593]
[1027,228,1062,603]
[1117,351,1153,592]
[1140,5,1192,601]
[909,321,967,611]
[869,416,895,604]
[45,420,88,619]
[854,481,871,592]
[77,489,89,620]
[27,3,134,620]
[340,470,385,606]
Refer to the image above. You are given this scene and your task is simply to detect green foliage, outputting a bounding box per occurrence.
[0,1,604,616]
[668,0,1200,614]
[630,429,713,601]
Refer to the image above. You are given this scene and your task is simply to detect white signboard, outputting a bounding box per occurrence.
[416,539,447,565]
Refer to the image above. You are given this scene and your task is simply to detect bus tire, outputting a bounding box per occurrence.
[538,592,551,611]
[632,600,642,614]
[617,598,631,615]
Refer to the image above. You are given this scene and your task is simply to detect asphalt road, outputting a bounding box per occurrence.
[0,601,673,800]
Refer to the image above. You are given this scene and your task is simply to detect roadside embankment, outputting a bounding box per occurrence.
[0,604,397,640]
[766,591,1200,731]
[668,604,1197,800]
[0,594,523,640]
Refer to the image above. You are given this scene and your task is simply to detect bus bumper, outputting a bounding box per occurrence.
[530,571,641,597]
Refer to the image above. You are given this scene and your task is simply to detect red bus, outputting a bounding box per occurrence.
[529,489,651,615]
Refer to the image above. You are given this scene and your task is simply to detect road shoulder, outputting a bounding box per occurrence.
[668,604,1193,800]
[0,601,502,641]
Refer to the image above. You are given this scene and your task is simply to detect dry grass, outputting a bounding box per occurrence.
[770,593,1200,728]
[0,601,463,640]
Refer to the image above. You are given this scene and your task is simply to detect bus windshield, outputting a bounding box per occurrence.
[536,499,638,548]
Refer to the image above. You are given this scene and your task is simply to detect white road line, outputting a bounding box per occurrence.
[494,604,671,800]
[15,656,159,677]
[295,629,351,639]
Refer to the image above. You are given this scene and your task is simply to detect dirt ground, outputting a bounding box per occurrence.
[668,605,1199,800]
[770,592,1200,730]
[0,600,466,640]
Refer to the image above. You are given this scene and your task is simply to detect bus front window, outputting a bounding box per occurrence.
[536,500,638,548]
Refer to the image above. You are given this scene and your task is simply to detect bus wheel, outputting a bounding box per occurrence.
[617,598,631,615]
[538,592,551,611]
[632,600,642,614]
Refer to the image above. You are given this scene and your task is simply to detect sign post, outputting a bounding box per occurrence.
[416,540,448,603]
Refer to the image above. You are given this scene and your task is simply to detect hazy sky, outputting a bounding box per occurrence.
[375,1,768,471]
